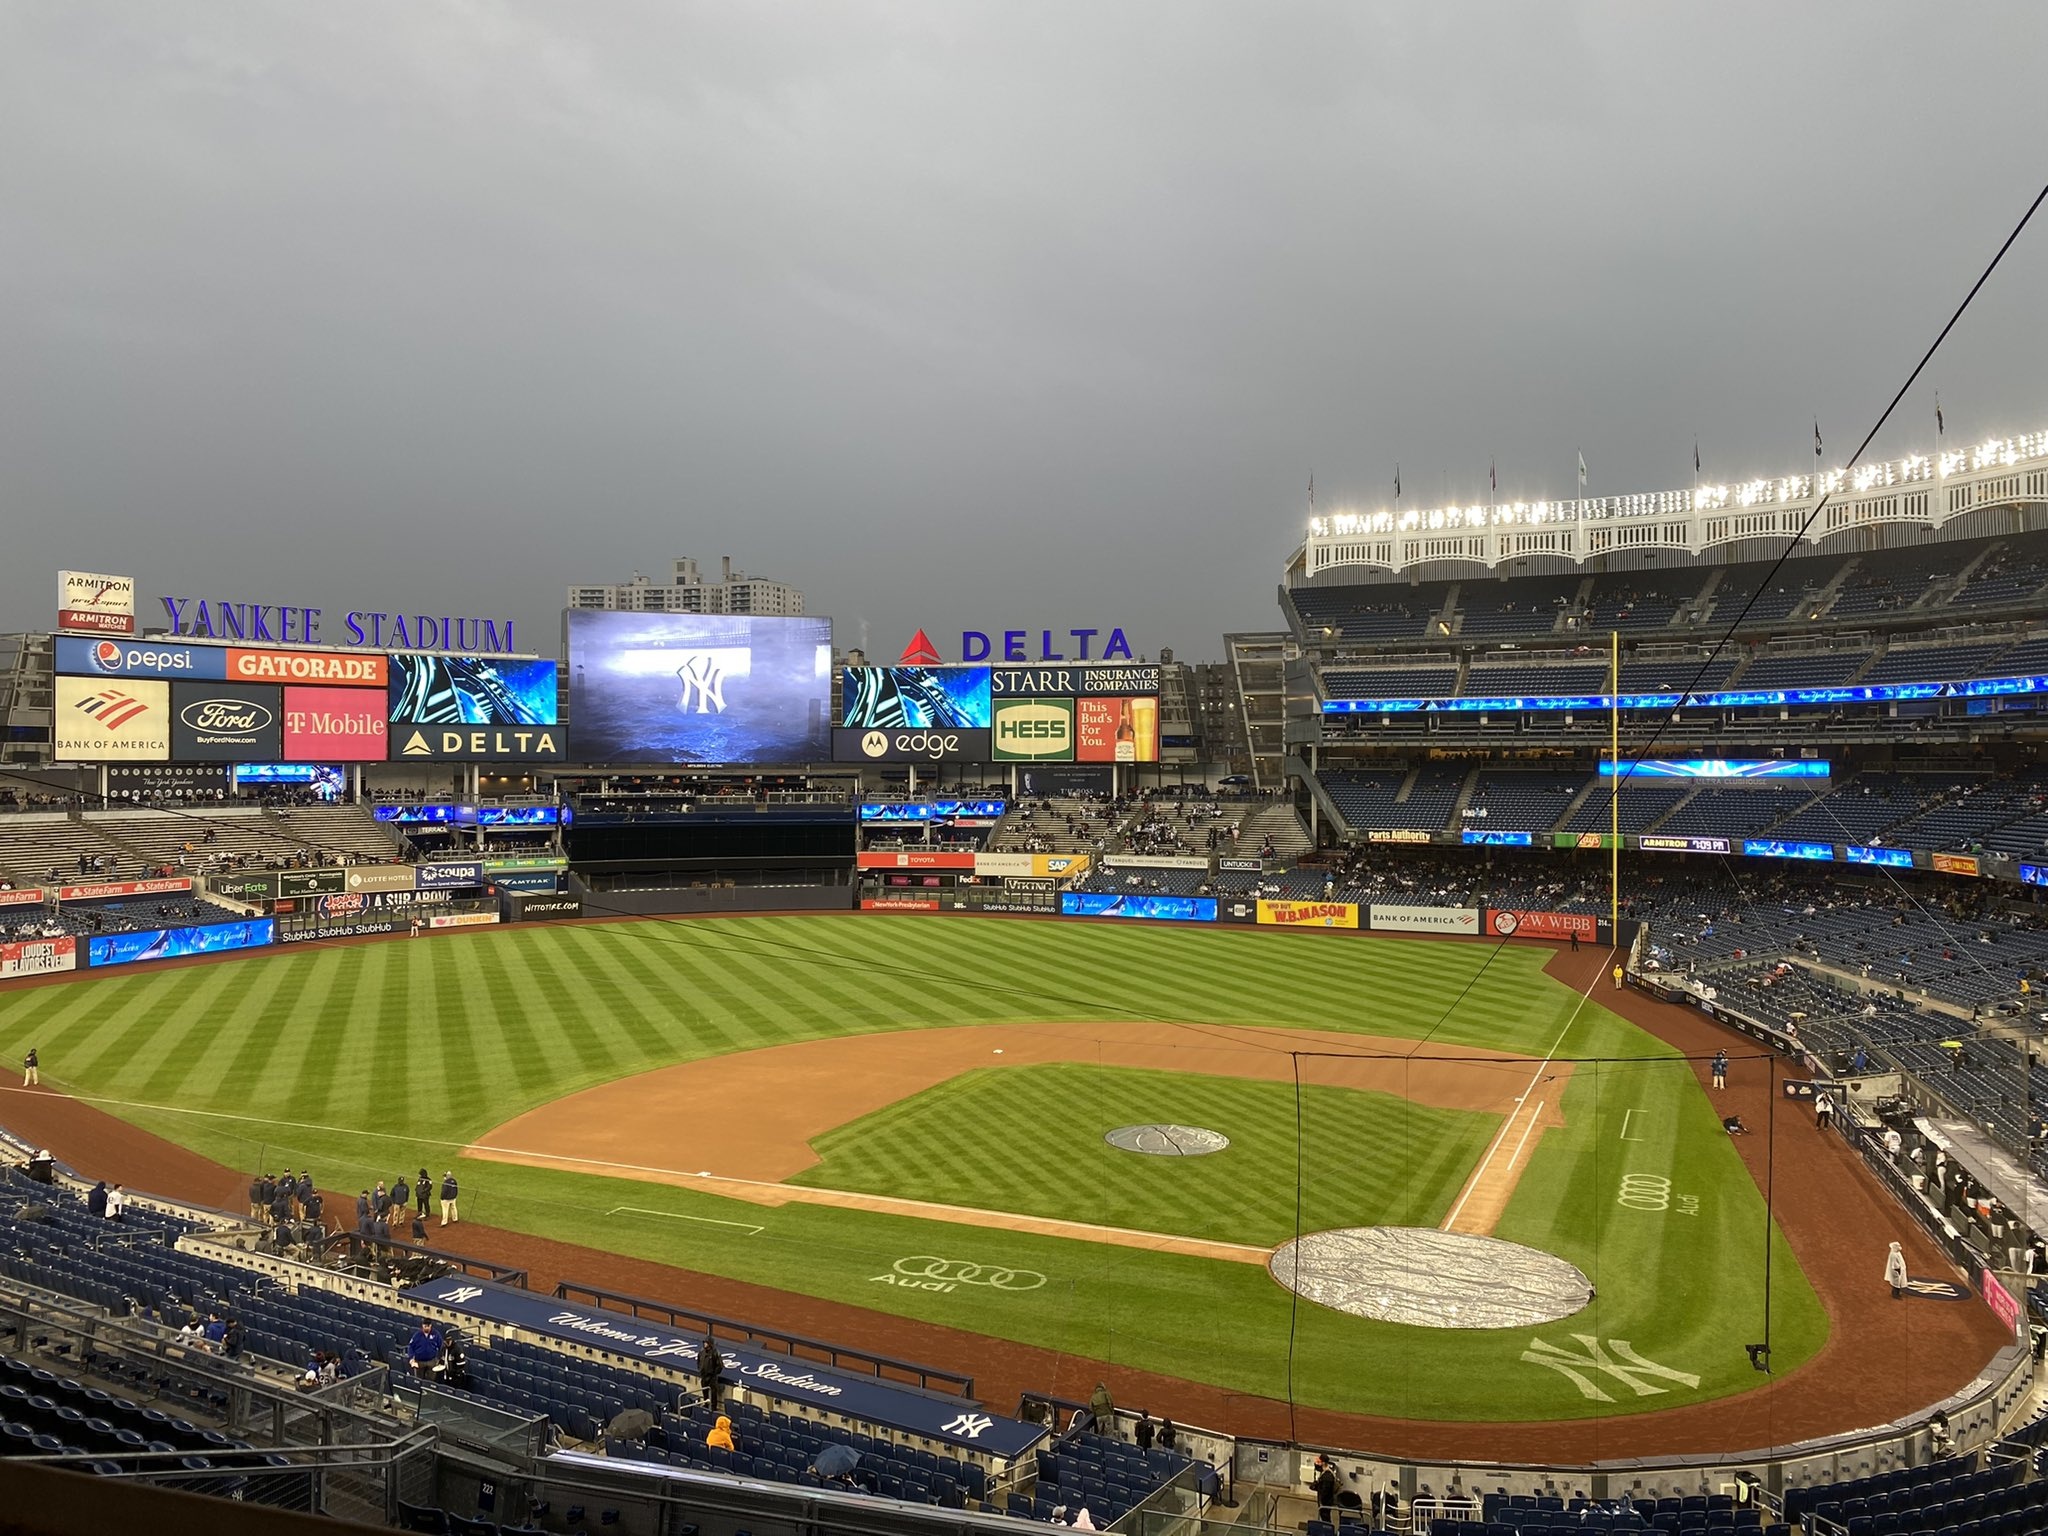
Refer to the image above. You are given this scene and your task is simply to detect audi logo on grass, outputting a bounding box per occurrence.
[871,1255,1047,1293]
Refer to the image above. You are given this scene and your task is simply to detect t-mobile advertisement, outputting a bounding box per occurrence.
[282,686,389,761]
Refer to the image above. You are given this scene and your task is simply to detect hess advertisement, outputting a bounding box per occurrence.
[992,698,1076,761]
[54,676,171,761]
[170,681,283,761]
[567,611,833,765]
[282,686,389,761]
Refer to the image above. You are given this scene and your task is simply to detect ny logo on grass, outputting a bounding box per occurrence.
[1522,1335,1700,1402]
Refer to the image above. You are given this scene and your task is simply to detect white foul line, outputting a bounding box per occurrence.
[1620,1108,1638,1142]
[1505,1102,1544,1172]
[1440,949,1612,1231]
[607,1206,764,1235]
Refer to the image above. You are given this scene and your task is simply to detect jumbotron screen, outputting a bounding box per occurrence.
[566,611,833,765]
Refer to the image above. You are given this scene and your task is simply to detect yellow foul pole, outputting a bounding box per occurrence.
[1610,628,1620,928]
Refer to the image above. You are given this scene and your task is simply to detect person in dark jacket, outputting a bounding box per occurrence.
[88,1181,109,1218]
[373,1181,389,1218]
[392,1174,410,1214]
[1133,1413,1155,1450]
[355,1190,370,1227]
[247,1174,265,1221]
[439,1171,459,1225]
[269,1182,292,1227]
[304,1190,323,1228]
[1312,1458,1340,1525]
[698,1337,726,1410]
[296,1171,313,1214]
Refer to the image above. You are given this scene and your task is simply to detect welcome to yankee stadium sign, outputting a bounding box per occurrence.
[397,1277,1044,1456]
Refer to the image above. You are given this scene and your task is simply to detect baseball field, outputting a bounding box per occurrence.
[0,914,1828,1424]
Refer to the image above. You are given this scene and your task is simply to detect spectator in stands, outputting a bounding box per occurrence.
[25,1149,53,1184]
[106,1184,126,1220]
[20,1046,37,1088]
[1815,1089,1836,1131]
[1089,1381,1114,1430]
[406,1321,442,1376]
[706,1413,736,1452]
[697,1337,726,1409]
[1312,1458,1340,1525]
[222,1316,245,1359]
[1156,1418,1177,1452]
[440,1170,460,1225]
[202,1312,227,1350]
[1885,1240,1908,1299]
[1133,1412,1155,1450]
[87,1180,108,1217]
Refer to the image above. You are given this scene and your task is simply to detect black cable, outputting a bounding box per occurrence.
[1588,177,2048,829]
[1284,1049,1304,1447]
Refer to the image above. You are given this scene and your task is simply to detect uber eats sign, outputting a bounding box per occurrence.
[993,697,1075,761]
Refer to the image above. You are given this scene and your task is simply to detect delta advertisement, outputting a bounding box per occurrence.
[1256,900,1359,928]
[88,918,275,968]
[53,676,172,761]
[1486,909,1599,941]
[1060,892,1217,923]
[58,571,136,635]
[1369,905,1480,935]
[567,611,833,765]
[0,937,76,978]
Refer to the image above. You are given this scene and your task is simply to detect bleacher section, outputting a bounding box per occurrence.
[1323,664,1460,700]
[1459,771,1584,834]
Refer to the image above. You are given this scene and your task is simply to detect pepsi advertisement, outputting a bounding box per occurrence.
[56,636,228,681]
[388,654,558,726]
[89,918,275,968]
[1060,892,1217,923]
[841,666,992,729]
[567,612,833,765]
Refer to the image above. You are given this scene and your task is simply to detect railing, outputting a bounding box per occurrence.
[550,1279,974,1397]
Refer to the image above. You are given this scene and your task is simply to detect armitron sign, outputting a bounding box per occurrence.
[58,571,136,635]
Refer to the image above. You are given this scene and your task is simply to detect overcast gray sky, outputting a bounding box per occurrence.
[4,3,2045,663]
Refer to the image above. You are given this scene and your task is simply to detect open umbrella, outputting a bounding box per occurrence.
[811,1444,860,1480]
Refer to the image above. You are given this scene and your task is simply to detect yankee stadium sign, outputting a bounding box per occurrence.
[159,595,517,654]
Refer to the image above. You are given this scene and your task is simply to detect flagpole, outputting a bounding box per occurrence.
[1610,627,1620,931]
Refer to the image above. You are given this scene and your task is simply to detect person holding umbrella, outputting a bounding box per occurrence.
[811,1444,861,1488]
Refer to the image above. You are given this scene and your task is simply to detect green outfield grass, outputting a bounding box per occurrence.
[0,916,1828,1420]
[791,1063,1500,1245]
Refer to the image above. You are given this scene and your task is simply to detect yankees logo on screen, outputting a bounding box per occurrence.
[677,649,748,714]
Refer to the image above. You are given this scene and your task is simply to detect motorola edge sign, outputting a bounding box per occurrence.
[831,727,991,762]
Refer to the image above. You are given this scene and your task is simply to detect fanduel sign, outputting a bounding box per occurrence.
[959,628,1133,662]
[160,596,516,654]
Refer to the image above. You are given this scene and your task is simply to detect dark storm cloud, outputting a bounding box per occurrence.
[3,3,2044,662]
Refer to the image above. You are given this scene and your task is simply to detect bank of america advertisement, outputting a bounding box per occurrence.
[566,611,832,765]
[54,676,171,761]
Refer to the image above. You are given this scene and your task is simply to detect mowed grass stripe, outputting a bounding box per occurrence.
[793,1062,1500,1247]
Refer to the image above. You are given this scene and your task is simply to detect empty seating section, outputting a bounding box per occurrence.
[1993,636,2048,675]
[1652,786,1819,838]
[1460,772,1584,833]
[1456,577,1581,637]
[1764,774,1937,844]
[1397,768,1466,832]
[1954,535,2048,608]
[1564,782,1689,834]
[0,816,131,885]
[1861,642,2014,685]
[1782,1453,2031,1531]
[1882,775,2039,853]
[1827,547,1964,617]
[1468,1491,1762,1536]
[1584,571,1707,631]
[83,811,308,870]
[1615,655,1740,694]
[265,804,405,863]
[1460,662,1609,697]
[1323,665,1459,700]
[1734,651,1872,689]
[1315,771,1409,830]
[1292,584,1446,641]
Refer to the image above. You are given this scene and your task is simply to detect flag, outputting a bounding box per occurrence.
[1937,395,1945,438]
[1694,441,1701,476]
[1308,474,1315,510]
[1394,464,1401,500]
[1814,420,1823,459]
[1577,451,1587,489]
[1490,457,1497,496]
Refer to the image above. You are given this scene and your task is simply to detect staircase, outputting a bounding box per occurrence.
[1238,804,1313,860]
